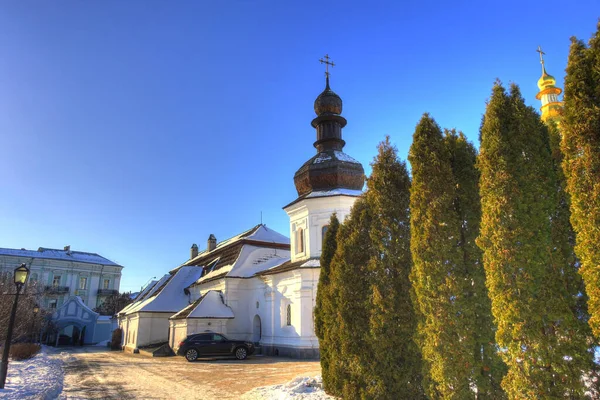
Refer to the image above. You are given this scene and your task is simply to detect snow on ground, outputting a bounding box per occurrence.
[0,346,67,400]
[242,375,334,400]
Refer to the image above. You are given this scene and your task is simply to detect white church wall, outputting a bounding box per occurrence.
[284,195,356,262]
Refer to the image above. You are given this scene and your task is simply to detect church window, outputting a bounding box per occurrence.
[49,299,57,309]
[52,275,61,287]
[79,277,87,290]
[286,304,292,326]
[296,228,304,254]
[103,279,110,289]
[322,225,329,243]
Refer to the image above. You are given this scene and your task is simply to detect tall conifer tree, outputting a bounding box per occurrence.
[314,213,340,395]
[561,25,600,339]
[477,83,589,398]
[444,129,506,398]
[328,198,373,399]
[364,137,424,399]
[409,115,475,399]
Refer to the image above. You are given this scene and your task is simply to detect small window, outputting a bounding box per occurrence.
[52,276,61,287]
[103,279,110,289]
[49,300,57,309]
[79,277,87,290]
[256,301,259,309]
[322,225,329,243]
[296,228,304,254]
[286,304,292,326]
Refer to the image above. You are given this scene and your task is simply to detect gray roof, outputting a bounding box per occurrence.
[0,247,122,267]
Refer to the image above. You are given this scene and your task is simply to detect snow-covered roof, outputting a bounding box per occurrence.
[182,225,289,268]
[312,150,359,164]
[0,247,122,267]
[193,245,290,286]
[117,276,169,315]
[170,290,234,320]
[304,188,363,199]
[125,267,203,315]
[257,257,321,276]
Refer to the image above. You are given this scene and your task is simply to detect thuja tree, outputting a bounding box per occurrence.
[477,82,590,398]
[562,25,600,339]
[443,129,506,398]
[364,137,424,399]
[547,120,591,329]
[327,198,373,399]
[314,213,340,395]
[408,114,475,399]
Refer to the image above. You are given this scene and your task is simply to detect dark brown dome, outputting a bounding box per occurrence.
[291,76,364,198]
[314,84,342,115]
[293,150,364,196]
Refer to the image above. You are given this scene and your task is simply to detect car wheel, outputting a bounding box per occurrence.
[185,348,199,362]
[234,346,248,360]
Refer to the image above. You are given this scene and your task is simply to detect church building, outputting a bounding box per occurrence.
[118,62,365,358]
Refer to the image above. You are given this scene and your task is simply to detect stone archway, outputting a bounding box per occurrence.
[252,314,261,343]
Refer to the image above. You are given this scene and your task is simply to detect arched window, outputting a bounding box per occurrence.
[286,304,292,326]
[296,228,304,254]
[322,225,329,244]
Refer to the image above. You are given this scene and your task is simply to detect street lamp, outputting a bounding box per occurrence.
[31,304,40,343]
[0,264,30,389]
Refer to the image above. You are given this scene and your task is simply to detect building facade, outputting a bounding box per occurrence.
[0,245,123,310]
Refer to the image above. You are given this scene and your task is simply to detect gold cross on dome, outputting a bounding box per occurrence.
[537,46,545,66]
[319,54,335,78]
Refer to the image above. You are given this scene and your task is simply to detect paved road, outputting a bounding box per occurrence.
[59,347,321,399]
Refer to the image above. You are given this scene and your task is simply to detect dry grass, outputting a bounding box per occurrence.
[9,343,41,360]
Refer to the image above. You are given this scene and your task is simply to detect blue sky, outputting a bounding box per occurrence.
[0,1,597,292]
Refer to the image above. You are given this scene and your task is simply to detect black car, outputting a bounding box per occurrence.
[176,332,255,362]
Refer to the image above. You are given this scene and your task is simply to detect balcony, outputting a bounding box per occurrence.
[44,285,70,294]
[97,289,119,296]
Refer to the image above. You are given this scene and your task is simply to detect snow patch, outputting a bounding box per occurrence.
[313,153,332,164]
[242,375,333,400]
[333,151,358,163]
[0,346,65,400]
[305,188,363,199]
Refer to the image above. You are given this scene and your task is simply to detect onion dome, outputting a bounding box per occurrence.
[537,65,558,91]
[314,77,342,115]
[293,77,364,197]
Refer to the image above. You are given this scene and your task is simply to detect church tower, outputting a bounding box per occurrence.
[535,46,564,125]
[284,55,364,263]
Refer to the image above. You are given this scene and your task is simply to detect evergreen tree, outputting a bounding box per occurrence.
[408,114,475,399]
[314,213,340,395]
[444,129,506,398]
[477,82,590,398]
[547,121,591,327]
[561,25,600,339]
[364,137,424,399]
[328,198,373,399]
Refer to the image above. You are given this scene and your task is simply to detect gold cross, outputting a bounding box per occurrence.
[319,54,335,78]
[537,46,545,66]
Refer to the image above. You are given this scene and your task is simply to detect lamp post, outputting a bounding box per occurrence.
[0,264,30,389]
[31,304,39,343]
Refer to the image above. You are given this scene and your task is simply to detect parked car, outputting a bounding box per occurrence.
[177,332,255,362]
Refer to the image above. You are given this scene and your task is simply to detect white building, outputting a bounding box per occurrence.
[0,245,123,310]
[0,245,123,344]
[118,74,364,358]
